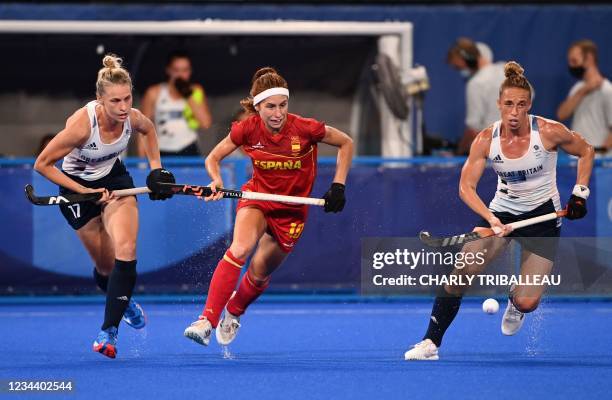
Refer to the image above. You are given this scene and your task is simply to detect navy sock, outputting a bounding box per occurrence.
[101,259,137,331]
[423,295,462,347]
[93,268,109,292]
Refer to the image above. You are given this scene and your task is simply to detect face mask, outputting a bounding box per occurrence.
[568,65,585,79]
[459,68,473,79]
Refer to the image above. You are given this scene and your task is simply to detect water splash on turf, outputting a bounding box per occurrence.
[222,345,235,360]
[525,305,544,357]
[128,327,148,358]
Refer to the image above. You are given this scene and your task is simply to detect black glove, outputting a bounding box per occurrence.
[146,168,175,201]
[322,182,346,213]
[566,194,587,220]
[174,78,193,99]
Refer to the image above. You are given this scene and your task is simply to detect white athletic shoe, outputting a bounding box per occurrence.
[501,299,525,336]
[184,316,212,346]
[404,339,439,361]
[216,310,241,345]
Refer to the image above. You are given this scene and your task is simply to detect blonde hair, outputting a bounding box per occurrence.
[499,61,532,98]
[96,54,132,96]
[240,67,288,113]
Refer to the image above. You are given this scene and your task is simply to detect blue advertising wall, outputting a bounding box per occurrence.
[1,157,610,294]
[2,4,612,142]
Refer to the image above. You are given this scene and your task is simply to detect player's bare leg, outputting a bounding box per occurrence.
[90,196,140,358]
[75,207,143,359]
[405,231,509,361]
[80,209,145,330]
[77,216,115,278]
[502,250,553,335]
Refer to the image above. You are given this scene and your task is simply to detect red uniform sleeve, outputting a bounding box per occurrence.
[229,120,246,146]
[293,115,326,143]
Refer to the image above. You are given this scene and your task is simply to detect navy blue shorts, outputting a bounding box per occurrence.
[59,160,135,230]
[475,199,560,261]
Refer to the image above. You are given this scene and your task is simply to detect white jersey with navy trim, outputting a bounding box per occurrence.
[61,101,132,181]
[488,115,561,216]
[154,83,197,152]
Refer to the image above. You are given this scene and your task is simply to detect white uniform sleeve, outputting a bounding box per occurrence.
[465,79,485,131]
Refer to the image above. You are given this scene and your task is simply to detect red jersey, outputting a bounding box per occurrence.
[230,113,326,199]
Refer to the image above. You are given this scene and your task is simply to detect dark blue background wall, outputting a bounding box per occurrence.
[1,157,609,294]
[2,4,612,143]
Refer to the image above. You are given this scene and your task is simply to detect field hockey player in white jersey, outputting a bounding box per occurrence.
[34,54,176,359]
[405,61,594,361]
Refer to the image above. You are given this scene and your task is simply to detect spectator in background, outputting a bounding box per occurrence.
[557,39,612,155]
[447,38,506,155]
[138,51,212,156]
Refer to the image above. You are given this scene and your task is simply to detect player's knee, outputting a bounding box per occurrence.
[96,261,114,275]
[512,296,540,313]
[228,243,253,261]
[248,270,271,287]
[114,240,137,260]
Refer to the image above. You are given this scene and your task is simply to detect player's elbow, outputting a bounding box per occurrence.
[342,136,354,152]
[204,153,219,170]
[458,183,468,200]
[458,188,466,203]
[33,156,49,175]
[583,143,595,160]
[204,156,213,170]
[587,143,595,156]
[458,182,475,202]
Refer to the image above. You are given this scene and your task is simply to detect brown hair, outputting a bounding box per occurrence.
[96,54,132,97]
[499,61,532,98]
[240,67,288,113]
[166,50,192,67]
[446,37,480,68]
[570,39,598,63]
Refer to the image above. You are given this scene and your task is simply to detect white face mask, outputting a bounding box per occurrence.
[459,68,473,79]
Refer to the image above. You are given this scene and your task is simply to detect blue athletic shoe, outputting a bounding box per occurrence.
[122,299,146,329]
[93,326,118,359]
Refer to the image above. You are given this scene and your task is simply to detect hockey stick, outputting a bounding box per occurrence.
[24,184,149,205]
[419,210,567,248]
[25,183,325,207]
[156,183,325,206]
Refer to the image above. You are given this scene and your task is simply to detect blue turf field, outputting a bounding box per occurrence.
[1,300,612,399]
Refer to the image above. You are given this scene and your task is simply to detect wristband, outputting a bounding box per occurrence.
[572,184,590,200]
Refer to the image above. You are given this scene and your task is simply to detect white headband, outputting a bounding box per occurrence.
[253,87,290,105]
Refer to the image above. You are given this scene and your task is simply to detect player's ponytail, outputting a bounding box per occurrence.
[499,61,532,98]
[96,54,132,96]
[240,67,288,113]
